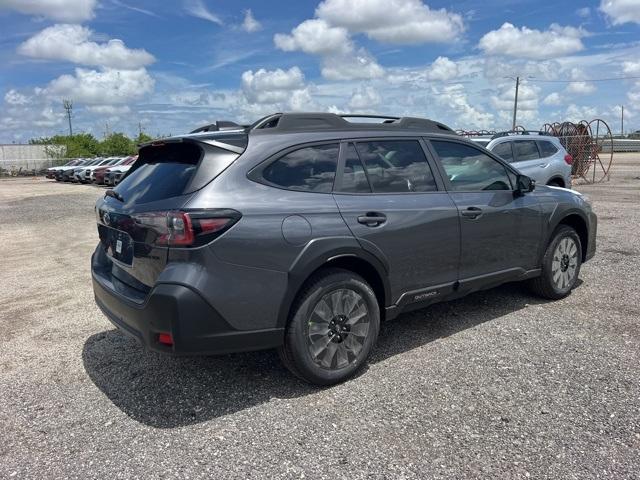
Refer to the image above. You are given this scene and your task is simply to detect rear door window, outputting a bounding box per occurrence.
[491,142,515,163]
[116,142,238,203]
[354,140,437,193]
[261,144,339,192]
[513,141,540,161]
[538,140,558,157]
[339,144,371,193]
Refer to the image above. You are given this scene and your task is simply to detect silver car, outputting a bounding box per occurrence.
[473,133,572,188]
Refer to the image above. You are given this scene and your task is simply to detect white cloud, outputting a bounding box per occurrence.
[426,56,459,81]
[45,68,155,105]
[479,23,586,59]
[566,81,596,94]
[274,19,352,56]
[184,0,222,25]
[564,67,596,95]
[274,19,384,81]
[0,92,65,133]
[316,0,464,44]
[543,92,563,106]
[576,7,591,17]
[241,9,261,33]
[0,0,97,22]
[348,86,381,109]
[491,83,540,111]
[85,105,131,115]
[238,67,319,118]
[320,49,385,81]
[600,0,640,25]
[623,60,640,74]
[565,104,598,121]
[4,89,30,106]
[18,24,155,70]
[241,67,306,104]
[435,83,493,129]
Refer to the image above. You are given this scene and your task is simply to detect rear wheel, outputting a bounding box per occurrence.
[278,269,380,385]
[546,179,564,188]
[529,225,582,299]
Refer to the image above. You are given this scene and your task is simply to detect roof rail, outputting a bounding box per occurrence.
[190,121,243,133]
[250,112,456,135]
[491,130,550,140]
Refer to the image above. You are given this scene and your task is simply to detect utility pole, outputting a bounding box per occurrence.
[62,99,73,136]
[621,105,624,136]
[138,121,143,137]
[512,76,520,131]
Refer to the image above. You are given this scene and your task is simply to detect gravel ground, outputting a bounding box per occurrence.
[1,155,639,479]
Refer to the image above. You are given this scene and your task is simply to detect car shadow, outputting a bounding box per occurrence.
[82,282,552,429]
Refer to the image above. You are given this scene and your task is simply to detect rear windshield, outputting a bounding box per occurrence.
[115,142,238,204]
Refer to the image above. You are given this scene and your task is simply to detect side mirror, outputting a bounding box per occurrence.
[516,174,535,195]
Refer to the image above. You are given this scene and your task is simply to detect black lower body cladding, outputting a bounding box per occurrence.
[93,269,283,355]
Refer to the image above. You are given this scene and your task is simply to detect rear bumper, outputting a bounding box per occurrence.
[92,267,284,355]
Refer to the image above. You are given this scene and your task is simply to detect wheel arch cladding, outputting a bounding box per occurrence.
[547,176,565,187]
[278,244,390,328]
[558,214,588,261]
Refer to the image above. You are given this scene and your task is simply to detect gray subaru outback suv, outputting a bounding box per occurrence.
[92,113,597,385]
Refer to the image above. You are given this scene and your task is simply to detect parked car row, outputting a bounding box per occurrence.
[45,155,137,186]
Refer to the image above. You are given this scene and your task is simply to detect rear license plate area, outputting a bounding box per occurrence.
[98,225,134,266]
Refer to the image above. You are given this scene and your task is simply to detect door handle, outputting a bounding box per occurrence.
[460,206,483,219]
[357,212,387,227]
[538,163,548,168]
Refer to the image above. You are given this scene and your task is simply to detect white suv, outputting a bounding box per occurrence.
[472,133,572,188]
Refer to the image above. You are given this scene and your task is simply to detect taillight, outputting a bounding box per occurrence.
[564,154,573,165]
[133,209,240,247]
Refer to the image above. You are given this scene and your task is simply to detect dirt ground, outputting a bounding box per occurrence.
[0,154,639,479]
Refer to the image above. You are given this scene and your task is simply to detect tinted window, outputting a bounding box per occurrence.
[513,141,540,161]
[355,140,436,193]
[116,143,237,203]
[538,140,558,157]
[431,141,512,191]
[262,144,338,192]
[491,142,515,162]
[340,144,371,193]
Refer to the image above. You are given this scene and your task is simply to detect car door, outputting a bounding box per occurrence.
[428,138,543,291]
[333,139,460,306]
[511,139,546,184]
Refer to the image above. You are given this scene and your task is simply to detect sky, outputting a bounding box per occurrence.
[0,0,639,142]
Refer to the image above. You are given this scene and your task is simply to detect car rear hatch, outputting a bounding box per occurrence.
[94,133,247,299]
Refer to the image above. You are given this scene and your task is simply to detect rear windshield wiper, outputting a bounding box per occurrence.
[105,189,124,202]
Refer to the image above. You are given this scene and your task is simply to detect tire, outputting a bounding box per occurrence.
[529,225,582,299]
[278,268,380,386]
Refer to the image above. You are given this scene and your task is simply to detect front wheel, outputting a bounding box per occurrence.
[278,269,380,386]
[529,225,582,299]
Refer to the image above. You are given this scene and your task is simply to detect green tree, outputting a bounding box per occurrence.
[135,132,153,144]
[99,132,136,156]
[30,133,100,161]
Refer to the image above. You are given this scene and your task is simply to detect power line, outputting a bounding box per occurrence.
[527,75,640,83]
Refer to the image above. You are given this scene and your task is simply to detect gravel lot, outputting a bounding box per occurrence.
[1,155,639,479]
